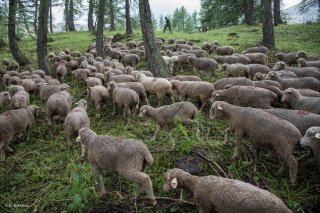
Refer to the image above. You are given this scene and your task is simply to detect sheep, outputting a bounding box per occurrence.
[171,75,201,81]
[242,46,268,54]
[136,73,175,107]
[125,66,153,79]
[213,77,253,90]
[215,55,251,65]
[187,56,218,76]
[47,78,61,85]
[68,60,79,72]
[247,64,271,79]
[92,72,105,83]
[175,44,192,52]
[106,48,122,61]
[163,168,291,213]
[6,70,19,77]
[21,79,37,95]
[126,41,137,49]
[139,102,199,141]
[275,52,298,65]
[281,88,320,114]
[213,45,234,55]
[105,71,136,83]
[107,81,139,124]
[114,82,149,105]
[10,91,30,109]
[0,91,10,108]
[0,105,37,161]
[211,86,277,109]
[8,85,25,97]
[162,56,179,74]
[297,58,320,69]
[76,128,156,204]
[176,53,196,71]
[253,70,298,80]
[272,61,320,80]
[11,61,19,71]
[201,42,211,52]
[2,58,10,70]
[171,80,214,110]
[296,89,320,97]
[266,71,320,90]
[122,53,140,69]
[222,63,250,78]
[209,101,301,185]
[243,53,268,65]
[183,49,208,58]
[72,69,92,83]
[19,71,31,79]
[46,90,72,130]
[2,73,11,87]
[176,39,186,44]
[300,127,320,164]
[296,51,318,61]
[265,109,320,135]
[88,85,109,112]
[32,70,46,78]
[8,76,21,85]
[64,99,90,150]
[86,77,102,89]
[168,37,175,45]
[39,83,69,106]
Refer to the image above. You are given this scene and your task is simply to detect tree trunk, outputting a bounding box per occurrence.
[88,0,95,31]
[96,0,105,57]
[65,0,69,32]
[8,0,29,66]
[125,0,133,34]
[262,0,275,49]
[37,0,49,72]
[69,0,76,31]
[34,0,38,33]
[273,0,282,26]
[49,0,53,33]
[139,0,170,77]
[109,0,116,31]
[243,0,254,25]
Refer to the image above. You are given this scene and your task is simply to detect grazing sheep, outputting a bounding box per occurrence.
[163,168,291,213]
[122,53,140,69]
[201,42,211,52]
[10,91,30,109]
[247,64,271,79]
[296,51,318,61]
[183,49,208,58]
[176,53,196,71]
[168,37,175,45]
[214,45,234,55]
[64,99,90,150]
[265,109,320,135]
[88,85,109,112]
[105,71,136,83]
[187,56,219,76]
[8,76,21,85]
[296,89,320,97]
[300,127,320,164]
[254,70,298,80]
[68,60,79,72]
[275,52,298,65]
[213,77,253,90]
[72,69,92,83]
[222,63,250,78]
[215,55,251,65]
[211,86,277,109]
[136,73,174,107]
[242,46,268,54]
[19,70,31,79]
[273,62,320,80]
[125,66,153,79]
[2,74,11,87]
[38,83,69,105]
[115,82,149,105]
[139,102,199,141]
[297,58,320,69]
[2,58,10,70]
[107,81,139,124]
[106,48,122,61]
[210,101,301,185]
[0,92,11,108]
[21,79,37,95]
[171,75,201,81]
[243,53,268,65]
[11,61,19,71]
[0,105,37,161]
[86,77,102,89]
[46,90,72,130]
[32,70,46,78]
[171,80,214,110]
[281,88,320,114]
[76,128,156,204]
[8,85,25,97]
[126,41,137,49]
[6,70,19,77]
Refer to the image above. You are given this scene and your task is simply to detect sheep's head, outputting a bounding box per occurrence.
[300,127,320,149]
[266,71,279,80]
[107,81,117,91]
[60,83,70,91]
[221,63,229,71]
[297,58,306,67]
[296,51,307,59]
[272,61,286,71]
[163,168,189,191]
[275,53,284,61]
[187,56,196,64]
[0,91,11,102]
[253,72,265,81]
[209,101,226,120]
[281,88,300,104]
[139,105,152,118]
[125,66,133,74]
[76,99,87,109]
[210,90,223,103]
[135,73,145,82]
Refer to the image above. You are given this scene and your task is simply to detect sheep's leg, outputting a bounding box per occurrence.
[47,112,53,133]
[233,130,244,159]
[6,145,14,153]
[91,165,106,196]
[81,143,86,158]
[112,101,116,116]
[66,130,73,150]
[276,163,286,175]
[151,126,161,141]
[0,148,6,162]
[285,154,298,186]
[157,96,163,107]
[199,100,205,111]
[144,97,149,105]
[253,147,260,175]
[224,127,231,145]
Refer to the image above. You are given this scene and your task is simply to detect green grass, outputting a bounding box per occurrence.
[0,24,320,213]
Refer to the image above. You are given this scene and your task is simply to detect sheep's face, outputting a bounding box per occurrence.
[296,51,307,59]
[210,91,223,103]
[300,127,320,149]
[272,62,286,71]
[266,72,279,80]
[0,92,10,102]
[163,170,180,191]
[253,72,264,81]
[297,58,306,67]
[209,102,225,120]
[275,53,284,61]
[281,88,298,104]
[139,106,150,118]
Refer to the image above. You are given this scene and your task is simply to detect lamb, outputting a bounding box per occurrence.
[114,82,149,105]
[215,55,251,65]
[275,52,298,65]
[10,91,30,109]
[39,83,69,105]
[8,85,25,97]
[21,79,37,95]
[88,85,109,112]
[163,168,291,213]
[162,56,178,73]
[171,75,201,81]
[171,80,214,110]
[122,53,140,69]
[209,101,301,185]
[139,102,199,141]
[297,58,320,69]
[281,88,320,114]
[222,63,250,78]
[187,56,219,76]
[0,92,10,108]
[136,73,174,107]
[265,109,320,135]
[107,81,140,124]
[0,105,37,161]
[46,90,72,130]
[211,86,277,109]
[125,66,153,79]
[72,69,92,83]
[105,71,136,83]
[86,77,102,89]
[76,128,156,204]
[64,99,90,150]
[243,53,268,65]
[213,45,234,55]
[242,46,268,54]
[213,77,253,90]
[300,127,320,164]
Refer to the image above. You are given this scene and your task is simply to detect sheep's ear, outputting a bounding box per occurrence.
[170,178,178,189]
[215,93,219,97]
[75,102,79,105]
[76,135,81,143]
[270,72,275,77]
[315,133,320,139]
[217,105,223,110]
[143,109,146,113]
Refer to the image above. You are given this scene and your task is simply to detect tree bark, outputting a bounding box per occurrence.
[69,0,76,31]
[109,0,116,31]
[34,0,38,33]
[8,0,29,66]
[273,0,282,26]
[65,0,69,32]
[262,0,275,49]
[37,0,49,72]
[88,0,95,31]
[49,0,53,33]
[139,0,170,77]
[125,0,133,34]
[243,0,254,25]
[96,0,105,57]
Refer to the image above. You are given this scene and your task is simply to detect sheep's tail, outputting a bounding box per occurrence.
[142,150,153,171]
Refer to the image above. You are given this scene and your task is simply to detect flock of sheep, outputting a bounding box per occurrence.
[1,35,320,212]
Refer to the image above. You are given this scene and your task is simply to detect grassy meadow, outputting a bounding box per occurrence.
[0,24,319,213]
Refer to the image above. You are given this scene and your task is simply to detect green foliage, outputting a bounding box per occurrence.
[171,7,199,33]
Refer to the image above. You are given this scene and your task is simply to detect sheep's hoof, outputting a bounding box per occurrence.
[6,146,14,153]
[150,199,157,206]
